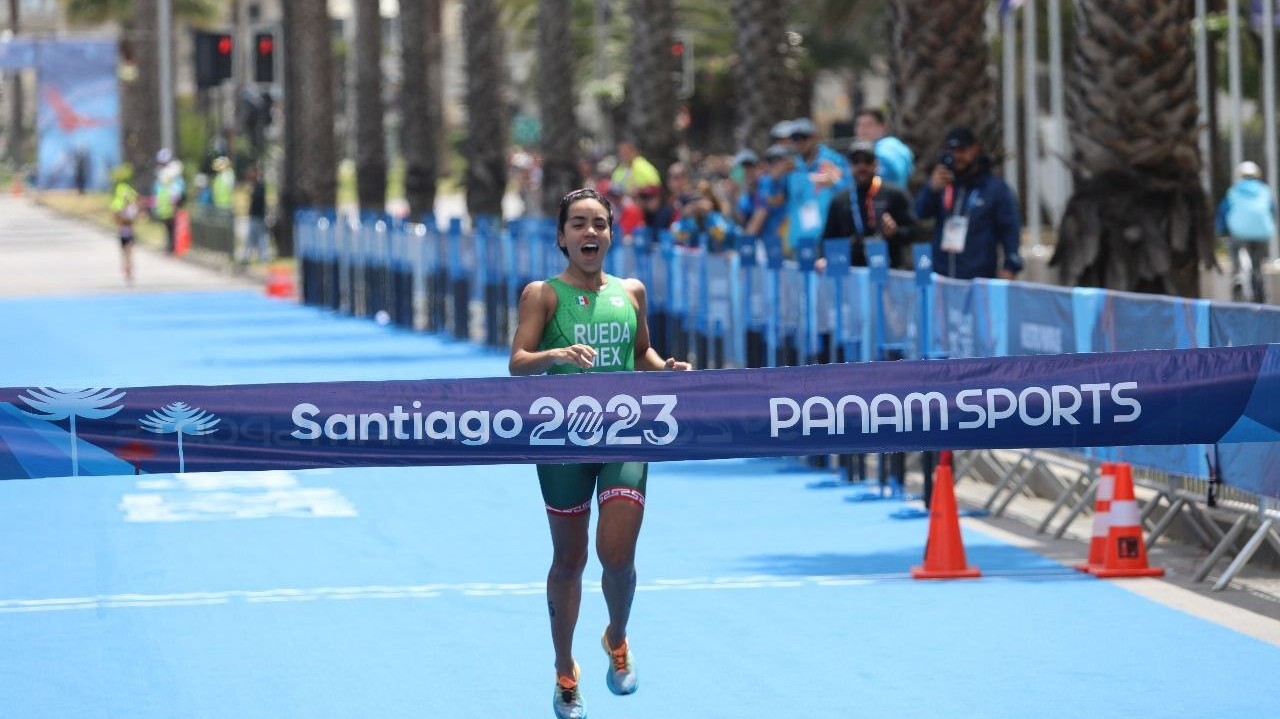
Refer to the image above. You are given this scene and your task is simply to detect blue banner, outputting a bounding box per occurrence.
[2,345,1279,480]
[35,40,119,191]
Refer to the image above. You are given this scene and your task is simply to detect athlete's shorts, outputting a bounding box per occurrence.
[536,462,648,516]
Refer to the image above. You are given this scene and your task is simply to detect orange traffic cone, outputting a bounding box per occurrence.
[1088,463,1164,578]
[10,175,22,196]
[1075,461,1116,572]
[265,265,296,298]
[912,463,981,579]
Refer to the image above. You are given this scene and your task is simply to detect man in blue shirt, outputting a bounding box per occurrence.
[786,117,851,254]
[915,126,1022,280]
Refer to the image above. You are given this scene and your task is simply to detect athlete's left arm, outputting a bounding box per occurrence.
[625,278,692,371]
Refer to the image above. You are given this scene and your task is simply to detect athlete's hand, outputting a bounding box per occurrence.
[665,357,692,371]
[558,344,597,369]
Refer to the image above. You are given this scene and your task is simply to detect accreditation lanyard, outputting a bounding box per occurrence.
[849,176,882,237]
[943,184,978,217]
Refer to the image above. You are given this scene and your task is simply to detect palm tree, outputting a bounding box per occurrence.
[6,0,23,168]
[139,401,220,473]
[399,0,443,219]
[730,0,792,152]
[1052,2,1212,296]
[536,0,581,213]
[352,0,386,214]
[886,0,1000,187]
[279,0,338,256]
[18,387,125,477]
[462,0,508,218]
[626,0,678,180]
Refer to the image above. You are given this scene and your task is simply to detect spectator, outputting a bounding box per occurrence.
[672,179,732,253]
[610,139,661,197]
[769,120,796,152]
[731,149,763,229]
[211,156,235,211]
[745,144,795,257]
[915,126,1022,280]
[608,183,645,239]
[1216,160,1276,302]
[667,161,697,214]
[787,117,851,248]
[821,140,917,269]
[855,108,915,189]
[637,184,676,240]
[244,165,271,265]
[151,148,186,255]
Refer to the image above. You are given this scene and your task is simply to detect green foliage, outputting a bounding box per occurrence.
[61,0,219,25]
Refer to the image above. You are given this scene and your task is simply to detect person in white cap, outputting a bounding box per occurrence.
[1216,161,1276,302]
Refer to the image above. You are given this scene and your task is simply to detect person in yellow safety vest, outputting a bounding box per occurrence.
[152,149,186,255]
[211,156,236,211]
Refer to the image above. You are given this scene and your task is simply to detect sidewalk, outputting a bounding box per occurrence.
[0,194,257,298]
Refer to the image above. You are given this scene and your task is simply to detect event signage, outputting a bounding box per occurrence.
[1,345,1278,479]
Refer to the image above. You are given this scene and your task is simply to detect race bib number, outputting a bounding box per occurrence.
[941,216,969,254]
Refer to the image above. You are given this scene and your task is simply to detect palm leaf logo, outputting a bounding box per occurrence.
[139,402,221,473]
[18,387,125,477]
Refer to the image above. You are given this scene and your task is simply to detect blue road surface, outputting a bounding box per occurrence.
[0,290,1277,718]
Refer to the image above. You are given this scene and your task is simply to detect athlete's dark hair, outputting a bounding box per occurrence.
[556,188,614,257]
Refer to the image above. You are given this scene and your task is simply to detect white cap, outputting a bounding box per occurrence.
[1238,161,1262,179]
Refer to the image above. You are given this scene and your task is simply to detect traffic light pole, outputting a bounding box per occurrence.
[159,0,175,154]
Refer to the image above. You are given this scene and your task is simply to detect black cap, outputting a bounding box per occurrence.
[944,126,977,149]
[846,139,877,162]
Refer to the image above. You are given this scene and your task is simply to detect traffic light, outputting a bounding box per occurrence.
[254,31,276,84]
[194,31,233,89]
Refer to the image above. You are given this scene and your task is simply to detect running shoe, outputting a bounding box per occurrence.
[552,662,586,719]
[601,630,638,695]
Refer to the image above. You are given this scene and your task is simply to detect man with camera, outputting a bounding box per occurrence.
[915,126,1022,280]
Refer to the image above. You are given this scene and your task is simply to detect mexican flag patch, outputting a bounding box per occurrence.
[576,295,590,308]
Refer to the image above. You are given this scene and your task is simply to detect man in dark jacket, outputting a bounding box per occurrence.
[821,140,917,269]
[915,126,1022,280]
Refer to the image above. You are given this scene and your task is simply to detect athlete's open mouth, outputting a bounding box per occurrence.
[581,242,600,257]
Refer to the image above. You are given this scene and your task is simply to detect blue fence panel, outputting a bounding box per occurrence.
[1006,283,1076,355]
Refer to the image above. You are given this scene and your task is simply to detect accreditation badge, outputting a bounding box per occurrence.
[941,215,969,254]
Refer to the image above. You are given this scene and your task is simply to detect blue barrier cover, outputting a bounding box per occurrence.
[1,346,1278,479]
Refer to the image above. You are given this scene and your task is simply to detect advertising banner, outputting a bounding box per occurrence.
[1,345,1278,480]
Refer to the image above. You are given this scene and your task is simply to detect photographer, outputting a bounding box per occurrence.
[915,126,1022,280]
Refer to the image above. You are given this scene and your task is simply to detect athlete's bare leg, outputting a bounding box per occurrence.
[597,499,644,648]
[547,512,590,677]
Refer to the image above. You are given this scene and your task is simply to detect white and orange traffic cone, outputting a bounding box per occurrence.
[1088,463,1164,578]
[1075,461,1115,572]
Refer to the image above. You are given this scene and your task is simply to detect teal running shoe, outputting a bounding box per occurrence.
[601,631,638,695]
[553,663,586,719]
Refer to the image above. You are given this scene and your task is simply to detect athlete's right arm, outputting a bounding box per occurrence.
[509,281,597,376]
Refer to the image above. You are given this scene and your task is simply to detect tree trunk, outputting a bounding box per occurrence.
[627,0,678,180]
[462,0,508,218]
[731,0,792,153]
[537,0,581,214]
[399,0,442,219]
[1052,1,1212,296]
[280,0,338,255]
[6,0,22,168]
[122,0,164,191]
[353,0,386,214]
[887,0,1000,187]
